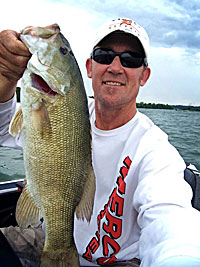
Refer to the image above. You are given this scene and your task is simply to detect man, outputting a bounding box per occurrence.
[1,18,200,267]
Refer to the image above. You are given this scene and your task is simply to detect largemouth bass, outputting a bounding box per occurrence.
[9,24,95,267]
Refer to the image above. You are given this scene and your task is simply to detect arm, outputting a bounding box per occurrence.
[0,95,22,148]
[134,126,200,266]
[0,29,30,147]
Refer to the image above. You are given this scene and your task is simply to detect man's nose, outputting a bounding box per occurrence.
[107,56,123,73]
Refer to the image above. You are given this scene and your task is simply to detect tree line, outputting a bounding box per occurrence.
[136,102,173,110]
[16,87,200,111]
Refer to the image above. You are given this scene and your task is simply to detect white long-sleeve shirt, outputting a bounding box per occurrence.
[0,95,22,148]
[1,96,200,267]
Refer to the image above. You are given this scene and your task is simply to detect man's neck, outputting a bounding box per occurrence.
[95,101,137,130]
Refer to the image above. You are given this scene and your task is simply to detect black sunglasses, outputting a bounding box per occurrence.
[90,48,148,68]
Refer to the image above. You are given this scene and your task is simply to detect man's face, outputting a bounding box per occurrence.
[86,32,150,111]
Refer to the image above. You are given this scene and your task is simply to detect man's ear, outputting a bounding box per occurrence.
[140,67,151,86]
[86,58,92,78]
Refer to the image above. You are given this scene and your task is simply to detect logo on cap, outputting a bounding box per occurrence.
[120,19,132,26]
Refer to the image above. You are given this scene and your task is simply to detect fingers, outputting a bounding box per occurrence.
[0,29,31,102]
[1,30,30,56]
[0,30,31,82]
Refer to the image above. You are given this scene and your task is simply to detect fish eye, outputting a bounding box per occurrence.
[60,47,69,55]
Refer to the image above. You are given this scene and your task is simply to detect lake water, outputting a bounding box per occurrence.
[140,108,200,170]
[0,108,199,182]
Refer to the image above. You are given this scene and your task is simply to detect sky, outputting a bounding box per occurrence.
[1,0,200,105]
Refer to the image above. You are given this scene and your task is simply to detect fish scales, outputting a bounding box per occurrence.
[9,24,95,267]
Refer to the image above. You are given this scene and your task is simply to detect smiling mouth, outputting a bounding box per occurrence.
[103,81,125,86]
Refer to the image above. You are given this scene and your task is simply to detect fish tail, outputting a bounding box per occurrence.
[40,245,79,267]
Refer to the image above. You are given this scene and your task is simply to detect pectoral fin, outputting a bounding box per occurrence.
[9,108,23,136]
[75,163,96,222]
[16,184,40,229]
[32,102,51,135]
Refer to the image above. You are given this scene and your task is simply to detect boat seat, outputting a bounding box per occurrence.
[184,166,200,211]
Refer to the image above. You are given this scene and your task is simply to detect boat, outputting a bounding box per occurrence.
[0,179,24,266]
[184,164,200,211]
[0,164,199,227]
[0,179,24,228]
[0,165,199,266]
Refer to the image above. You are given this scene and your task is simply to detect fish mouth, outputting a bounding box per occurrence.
[31,73,57,96]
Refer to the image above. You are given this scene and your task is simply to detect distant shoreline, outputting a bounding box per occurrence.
[16,87,200,111]
[136,102,200,111]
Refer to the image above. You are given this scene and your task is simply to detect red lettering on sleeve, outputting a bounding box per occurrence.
[102,235,120,256]
[82,231,100,261]
[97,255,117,265]
[108,187,124,216]
[120,157,132,179]
[83,156,132,264]
[116,176,126,195]
[96,231,100,244]
[97,214,101,232]
[90,237,99,254]
[120,166,129,179]
[103,210,122,239]
[124,156,132,168]
[83,245,92,261]
[98,204,108,231]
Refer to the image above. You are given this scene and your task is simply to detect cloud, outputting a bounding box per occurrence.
[6,0,198,54]
[51,0,200,52]
[138,46,200,105]
[1,0,200,105]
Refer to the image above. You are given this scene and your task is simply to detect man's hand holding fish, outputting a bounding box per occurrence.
[0,30,30,102]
